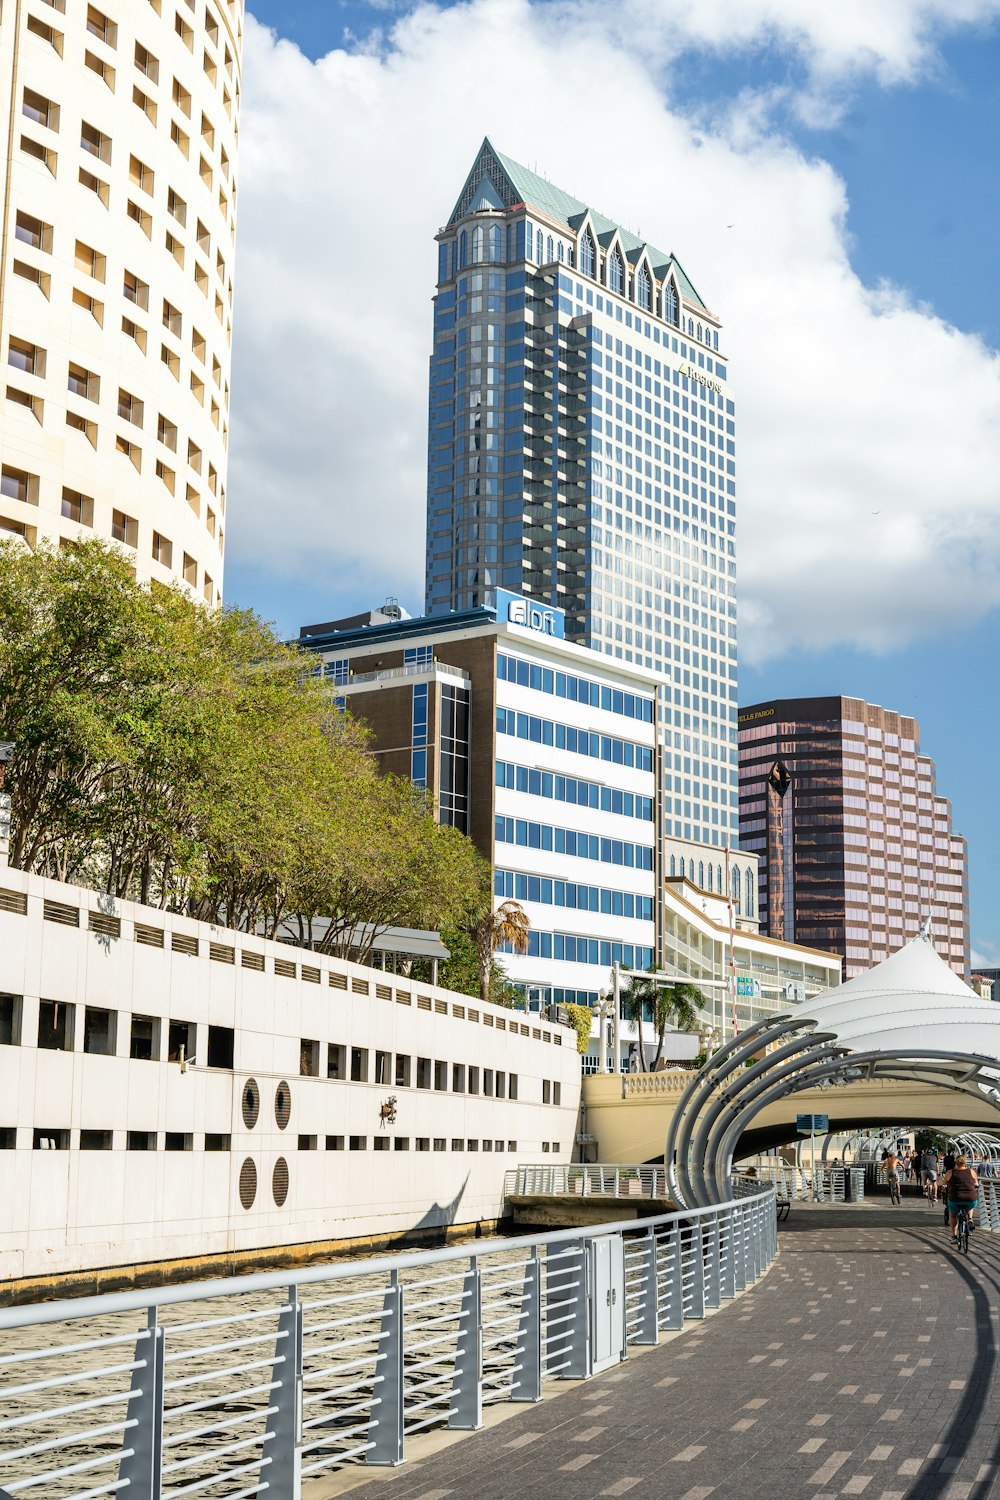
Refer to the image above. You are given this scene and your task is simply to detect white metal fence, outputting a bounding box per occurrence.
[738,1164,866,1204]
[507,1163,669,1198]
[0,1188,777,1500]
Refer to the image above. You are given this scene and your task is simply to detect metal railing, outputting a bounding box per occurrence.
[739,1164,866,1204]
[507,1163,669,1198]
[0,1188,777,1499]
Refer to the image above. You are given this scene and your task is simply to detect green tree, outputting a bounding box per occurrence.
[622,971,702,1072]
[474,898,529,1006]
[0,539,488,953]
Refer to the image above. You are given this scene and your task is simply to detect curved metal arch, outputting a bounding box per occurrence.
[666,1018,1000,1206]
[710,1052,1000,1204]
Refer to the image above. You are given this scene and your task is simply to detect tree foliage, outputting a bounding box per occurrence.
[622,972,702,1071]
[564,1003,594,1056]
[0,541,484,956]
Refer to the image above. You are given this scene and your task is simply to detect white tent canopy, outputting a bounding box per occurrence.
[802,930,1000,1059]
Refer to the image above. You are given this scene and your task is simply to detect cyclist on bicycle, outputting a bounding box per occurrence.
[941,1150,956,1225]
[941,1155,979,1243]
[881,1151,902,1203]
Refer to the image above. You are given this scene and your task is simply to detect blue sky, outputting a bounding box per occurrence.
[229,1,1000,962]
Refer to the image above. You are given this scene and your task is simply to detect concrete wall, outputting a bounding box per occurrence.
[0,867,581,1282]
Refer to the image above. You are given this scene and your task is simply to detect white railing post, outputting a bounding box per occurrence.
[721,1208,736,1299]
[449,1258,483,1430]
[117,1308,164,1500]
[659,1223,683,1330]
[265,1286,303,1499]
[705,1213,722,1309]
[513,1250,542,1402]
[545,1240,589,1380]
[632,1228,659,1346]
[689,1221,706,1318]
[368,1272,404,1465]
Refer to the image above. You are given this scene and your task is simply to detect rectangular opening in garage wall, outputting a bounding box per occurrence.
[1,994,22,1046]
[38,1000,74,1052]
[130,1014,160,1060]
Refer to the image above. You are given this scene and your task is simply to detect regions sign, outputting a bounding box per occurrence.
[495,588,565,640]
[676,362,723,395]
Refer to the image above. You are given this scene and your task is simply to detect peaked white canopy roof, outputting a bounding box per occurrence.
[802,931,1000,1060]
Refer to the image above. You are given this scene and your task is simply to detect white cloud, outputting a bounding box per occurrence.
[971,940,1000,971]
[229,0,1000,658]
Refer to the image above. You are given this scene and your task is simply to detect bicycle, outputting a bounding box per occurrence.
[954,1204,974,1255]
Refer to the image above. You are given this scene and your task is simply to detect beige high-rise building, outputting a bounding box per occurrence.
[0,0,242,600]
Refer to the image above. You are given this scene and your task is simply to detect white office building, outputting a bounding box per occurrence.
[298,590,659,1011]
[0,0,241,601]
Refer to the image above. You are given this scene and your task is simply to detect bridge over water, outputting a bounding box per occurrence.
[583,1072,1000,1162]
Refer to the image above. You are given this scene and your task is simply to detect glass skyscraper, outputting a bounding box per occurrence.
[425,139,742,866]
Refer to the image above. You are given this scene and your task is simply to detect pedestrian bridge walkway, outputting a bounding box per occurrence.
[341,1202,1000,1500]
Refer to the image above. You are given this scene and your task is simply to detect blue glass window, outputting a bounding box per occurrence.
[608,249,623,295]
[411,684,428,787]
[580,231,595,278]
[664,282,677,326]
[636,264,650,310]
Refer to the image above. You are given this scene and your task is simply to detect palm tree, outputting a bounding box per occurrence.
[474,899,529,1006]
[623,971,702,1072]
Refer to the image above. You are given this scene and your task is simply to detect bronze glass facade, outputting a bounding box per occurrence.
[738,696,969,979]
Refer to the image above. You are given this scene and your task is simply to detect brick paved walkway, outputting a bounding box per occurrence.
[346,1201,1000,1500]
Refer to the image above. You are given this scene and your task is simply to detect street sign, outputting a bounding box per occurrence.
[796,1113,829,1134]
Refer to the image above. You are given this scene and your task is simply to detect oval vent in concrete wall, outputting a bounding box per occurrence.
[274,1081,291,1129]
[238,1157,257,1210]
[242,1079,260,1130]
[272,1156,290,1207]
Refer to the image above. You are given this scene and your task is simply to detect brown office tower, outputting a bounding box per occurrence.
[738,697,969,979]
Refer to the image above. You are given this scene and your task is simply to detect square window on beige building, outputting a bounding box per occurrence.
[115,435,141,470]
[1,466,39,505]
[157,413,177,449]
[80,121,111,164]
[26,14,64,53]
[133,86,156,123]
[126,199,151,236]
[162,300,181,337]
[14,211,51,252]
[154,460,175,494]
[84,51,115,87]
[129,155,153,193]
[61,489,94,526]
[65,411,96,445]
[134,43,158,82]
[111,510,138,547]
[68,363,99,402]
[20,135,57,173]
[74,241,106,280]
[78,167,109,205]
[86,6,117,46]
[8,338,45,378]
[122,316,146,352]
[22,88,58,131]
[151,531,172,566]
[183,552,197,585]
[123,269,149,310]
[71,289,104,324]
[118,388,143,425]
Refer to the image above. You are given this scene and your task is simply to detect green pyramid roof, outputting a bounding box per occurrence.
[448,138,707,311]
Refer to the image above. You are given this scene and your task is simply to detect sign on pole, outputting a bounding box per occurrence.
[796,1113,829,1134]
